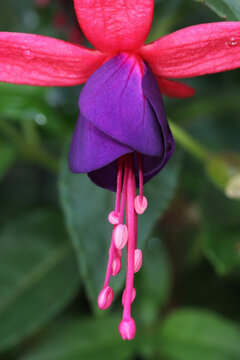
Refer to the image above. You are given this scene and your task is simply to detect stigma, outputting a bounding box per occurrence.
[98,153,147,340]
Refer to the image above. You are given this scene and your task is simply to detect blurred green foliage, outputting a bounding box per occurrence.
[0,0,239,359]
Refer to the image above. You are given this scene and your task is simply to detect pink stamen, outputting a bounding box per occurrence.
[108,158,123,224]
[114,224,128,249]
[118,161,128,225]
[122,287,136,306]
[134,249,142,273]
[137,152,144,199]
[134,153,148,215]
[134,195,148,215]
[103,233,116,288]
[108,211,120,225]
[98,154,146,340]
[98,286,114,310]
[111,256,121,276]
[119,318,136,341]
[119,155,137,340]
[115,157,123,213]
[98,158,128,308]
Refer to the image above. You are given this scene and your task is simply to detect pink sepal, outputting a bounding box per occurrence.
[74,0,154,53]
[157,77,195,98]
[0,32,108,86]
[140,22,240,78]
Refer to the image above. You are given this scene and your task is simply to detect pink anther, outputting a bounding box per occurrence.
[134,195,148,215]
[108,211,120,225]
[111,257,121,276]
[98,286,114,310]
[122,287,136,306]
[134,249,142,273]
[114,224,128,250]
[119,317,136,340]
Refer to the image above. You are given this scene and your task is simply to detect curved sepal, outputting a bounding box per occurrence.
[0,32,108,86]
[140,22,240,78]
[157,78,195,98]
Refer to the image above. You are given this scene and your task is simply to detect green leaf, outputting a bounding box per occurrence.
[135,238,172,325]
[59,149,180,311]
[59,160,124,312]
[200,183,240,274]
[194,0,240,20]
[0,141,16,180]
[0,83,65,137]
[138,152,182,248]
[160,309,240,360]
[20,316,135,360]
[0,209,80,351]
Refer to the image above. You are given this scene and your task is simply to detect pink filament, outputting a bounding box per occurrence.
[115,157,123,213]
[122,156,137,321]
[135,153,148,215]
[137,152,143,199]
[98,154,148,340]
[102,158,128,288]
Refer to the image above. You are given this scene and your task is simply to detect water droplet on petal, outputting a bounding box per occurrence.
[225,37,238,47]
[23,49,35,60]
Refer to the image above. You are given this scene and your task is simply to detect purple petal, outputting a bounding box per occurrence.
[69,52,174,191]
[69,113,132,173]
[79,53,164,157]
[142,65,172,146]
[88,152,173,191]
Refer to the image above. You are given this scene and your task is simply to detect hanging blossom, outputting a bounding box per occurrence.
[0,0,240,340]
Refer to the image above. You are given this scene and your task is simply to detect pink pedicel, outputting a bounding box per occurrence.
[98,153,148,340]
[98,286,114,310]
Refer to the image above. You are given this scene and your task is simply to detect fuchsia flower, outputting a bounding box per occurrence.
[0,0,240,341]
